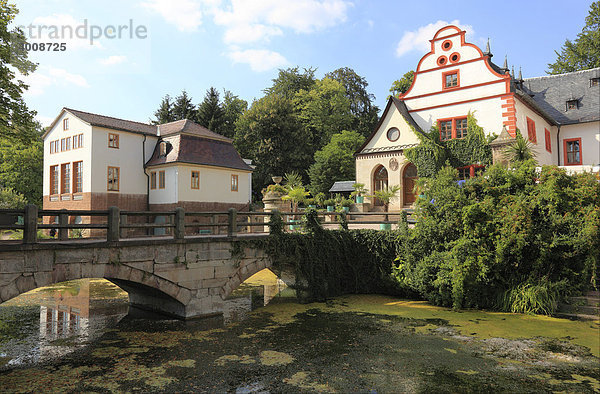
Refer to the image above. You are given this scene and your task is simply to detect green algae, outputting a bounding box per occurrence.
[257,295,599,357]
[166,359,196,368]
[444,348,457,354]
[118,330,192,347]
[283,371,331,392]
[91,346,149,358]
[456,369,478,375]
[214,354,255,366]
[259,350,294,366]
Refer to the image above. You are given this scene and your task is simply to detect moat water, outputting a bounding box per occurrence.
[0,273,598,392]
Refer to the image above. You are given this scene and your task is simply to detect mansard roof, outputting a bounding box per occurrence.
[519,67,600,125]
[145,133,253,172]
[158,119,231,142]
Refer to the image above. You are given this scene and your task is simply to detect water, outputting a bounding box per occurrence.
[0,269,288,370]
[1,276,598,392]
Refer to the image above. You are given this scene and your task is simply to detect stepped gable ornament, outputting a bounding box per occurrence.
[389,158,399,171]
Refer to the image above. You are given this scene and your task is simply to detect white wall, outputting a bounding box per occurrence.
[177,164,251,204]
[148,165,179,204]
[43,111,92,196]
[513,99,557,165]
[559,121,600,166]
[362,105,421,151]
[90,126,157,195]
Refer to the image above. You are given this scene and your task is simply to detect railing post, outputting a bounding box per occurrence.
[107,206,120,242]
[120,213,128,239]
[174,207,185,239]
[23,204,38,244]
[228,208,237,237]
[58,209,68,240]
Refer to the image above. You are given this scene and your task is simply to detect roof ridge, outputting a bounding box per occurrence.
[64,107,156,128]
[523,67,600,81]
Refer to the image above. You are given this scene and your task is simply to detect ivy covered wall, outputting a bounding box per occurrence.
[405,114,495,177]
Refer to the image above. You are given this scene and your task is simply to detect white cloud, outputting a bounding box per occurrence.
[141,0,203,32]
[213,0,351,43]
[100,55,127,65]
[228,49,289,72]
[20,66,90,97]
[223,24,283,44]
[26,14,103,50]
[395,20,475,57]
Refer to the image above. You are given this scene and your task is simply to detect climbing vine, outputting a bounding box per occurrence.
[233,209,405,302]
[405,114,495,178]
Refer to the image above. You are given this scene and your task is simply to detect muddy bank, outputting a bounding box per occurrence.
[1,293,598,393]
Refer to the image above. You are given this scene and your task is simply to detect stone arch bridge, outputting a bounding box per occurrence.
[0,235,288,319]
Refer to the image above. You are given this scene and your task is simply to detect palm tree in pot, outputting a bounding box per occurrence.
[373,185,401,230]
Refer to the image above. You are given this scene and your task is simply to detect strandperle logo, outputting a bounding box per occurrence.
[17,19,148,45]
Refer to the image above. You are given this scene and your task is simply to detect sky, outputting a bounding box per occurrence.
[11,0,595,127]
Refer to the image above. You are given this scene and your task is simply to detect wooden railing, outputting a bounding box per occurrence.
[0,205,415,245]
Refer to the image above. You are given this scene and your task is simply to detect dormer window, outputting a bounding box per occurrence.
[159,141,167,157]
[590,77,599,87]
[566,99,579,110]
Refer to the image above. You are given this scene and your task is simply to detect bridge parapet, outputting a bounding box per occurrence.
[0,235,274,319]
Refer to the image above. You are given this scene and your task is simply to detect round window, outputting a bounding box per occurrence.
[442,40,453,51]
[450,52,460,63]
[387,127,400,142]
[437,56,447,66]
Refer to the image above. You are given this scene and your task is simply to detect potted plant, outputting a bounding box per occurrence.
[282,185,309,230]
[351,183,368,204]
[324,199,336,212]
[305,197,316,209]
[314,192,326,208]
[373,185,401,230]
[340,198,353,213]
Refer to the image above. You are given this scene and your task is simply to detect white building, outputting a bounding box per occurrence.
[356,25,600,211]
[43,109,252,228]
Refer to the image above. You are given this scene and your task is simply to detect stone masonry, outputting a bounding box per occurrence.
[0,235,278,319]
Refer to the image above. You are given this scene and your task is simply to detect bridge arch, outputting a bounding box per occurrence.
[1,261,188,317]
[1,236,279,319]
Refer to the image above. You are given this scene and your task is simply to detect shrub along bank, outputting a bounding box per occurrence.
[257,161,598,315]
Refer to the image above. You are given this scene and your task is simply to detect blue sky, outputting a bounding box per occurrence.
[13,0,594,127]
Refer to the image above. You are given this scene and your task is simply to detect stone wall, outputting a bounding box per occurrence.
[0,236,274,319]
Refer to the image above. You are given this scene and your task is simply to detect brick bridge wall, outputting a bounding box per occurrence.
[0,235,284,319]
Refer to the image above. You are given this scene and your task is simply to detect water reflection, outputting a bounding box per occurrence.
[0,269,288,369]
[0,279,129,369]
[223,269,289,324]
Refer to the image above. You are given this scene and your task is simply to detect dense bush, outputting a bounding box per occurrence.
[393,161,599,314]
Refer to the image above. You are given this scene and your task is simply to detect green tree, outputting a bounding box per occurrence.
[503,131,536,163]
[308,130,365,195]
[264,67,317,98]
[325,67,379,137]
[389,70,415,97]
[196,87,225,132]
[295,78,354,149]
[172,90,196,121]
[221,90,247,139]
[0,1,38,142]
[152,94,175,124]
[548,1,600,74]
[0,187,27,209]
[234,94,313,197]
[0,136,43,205]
